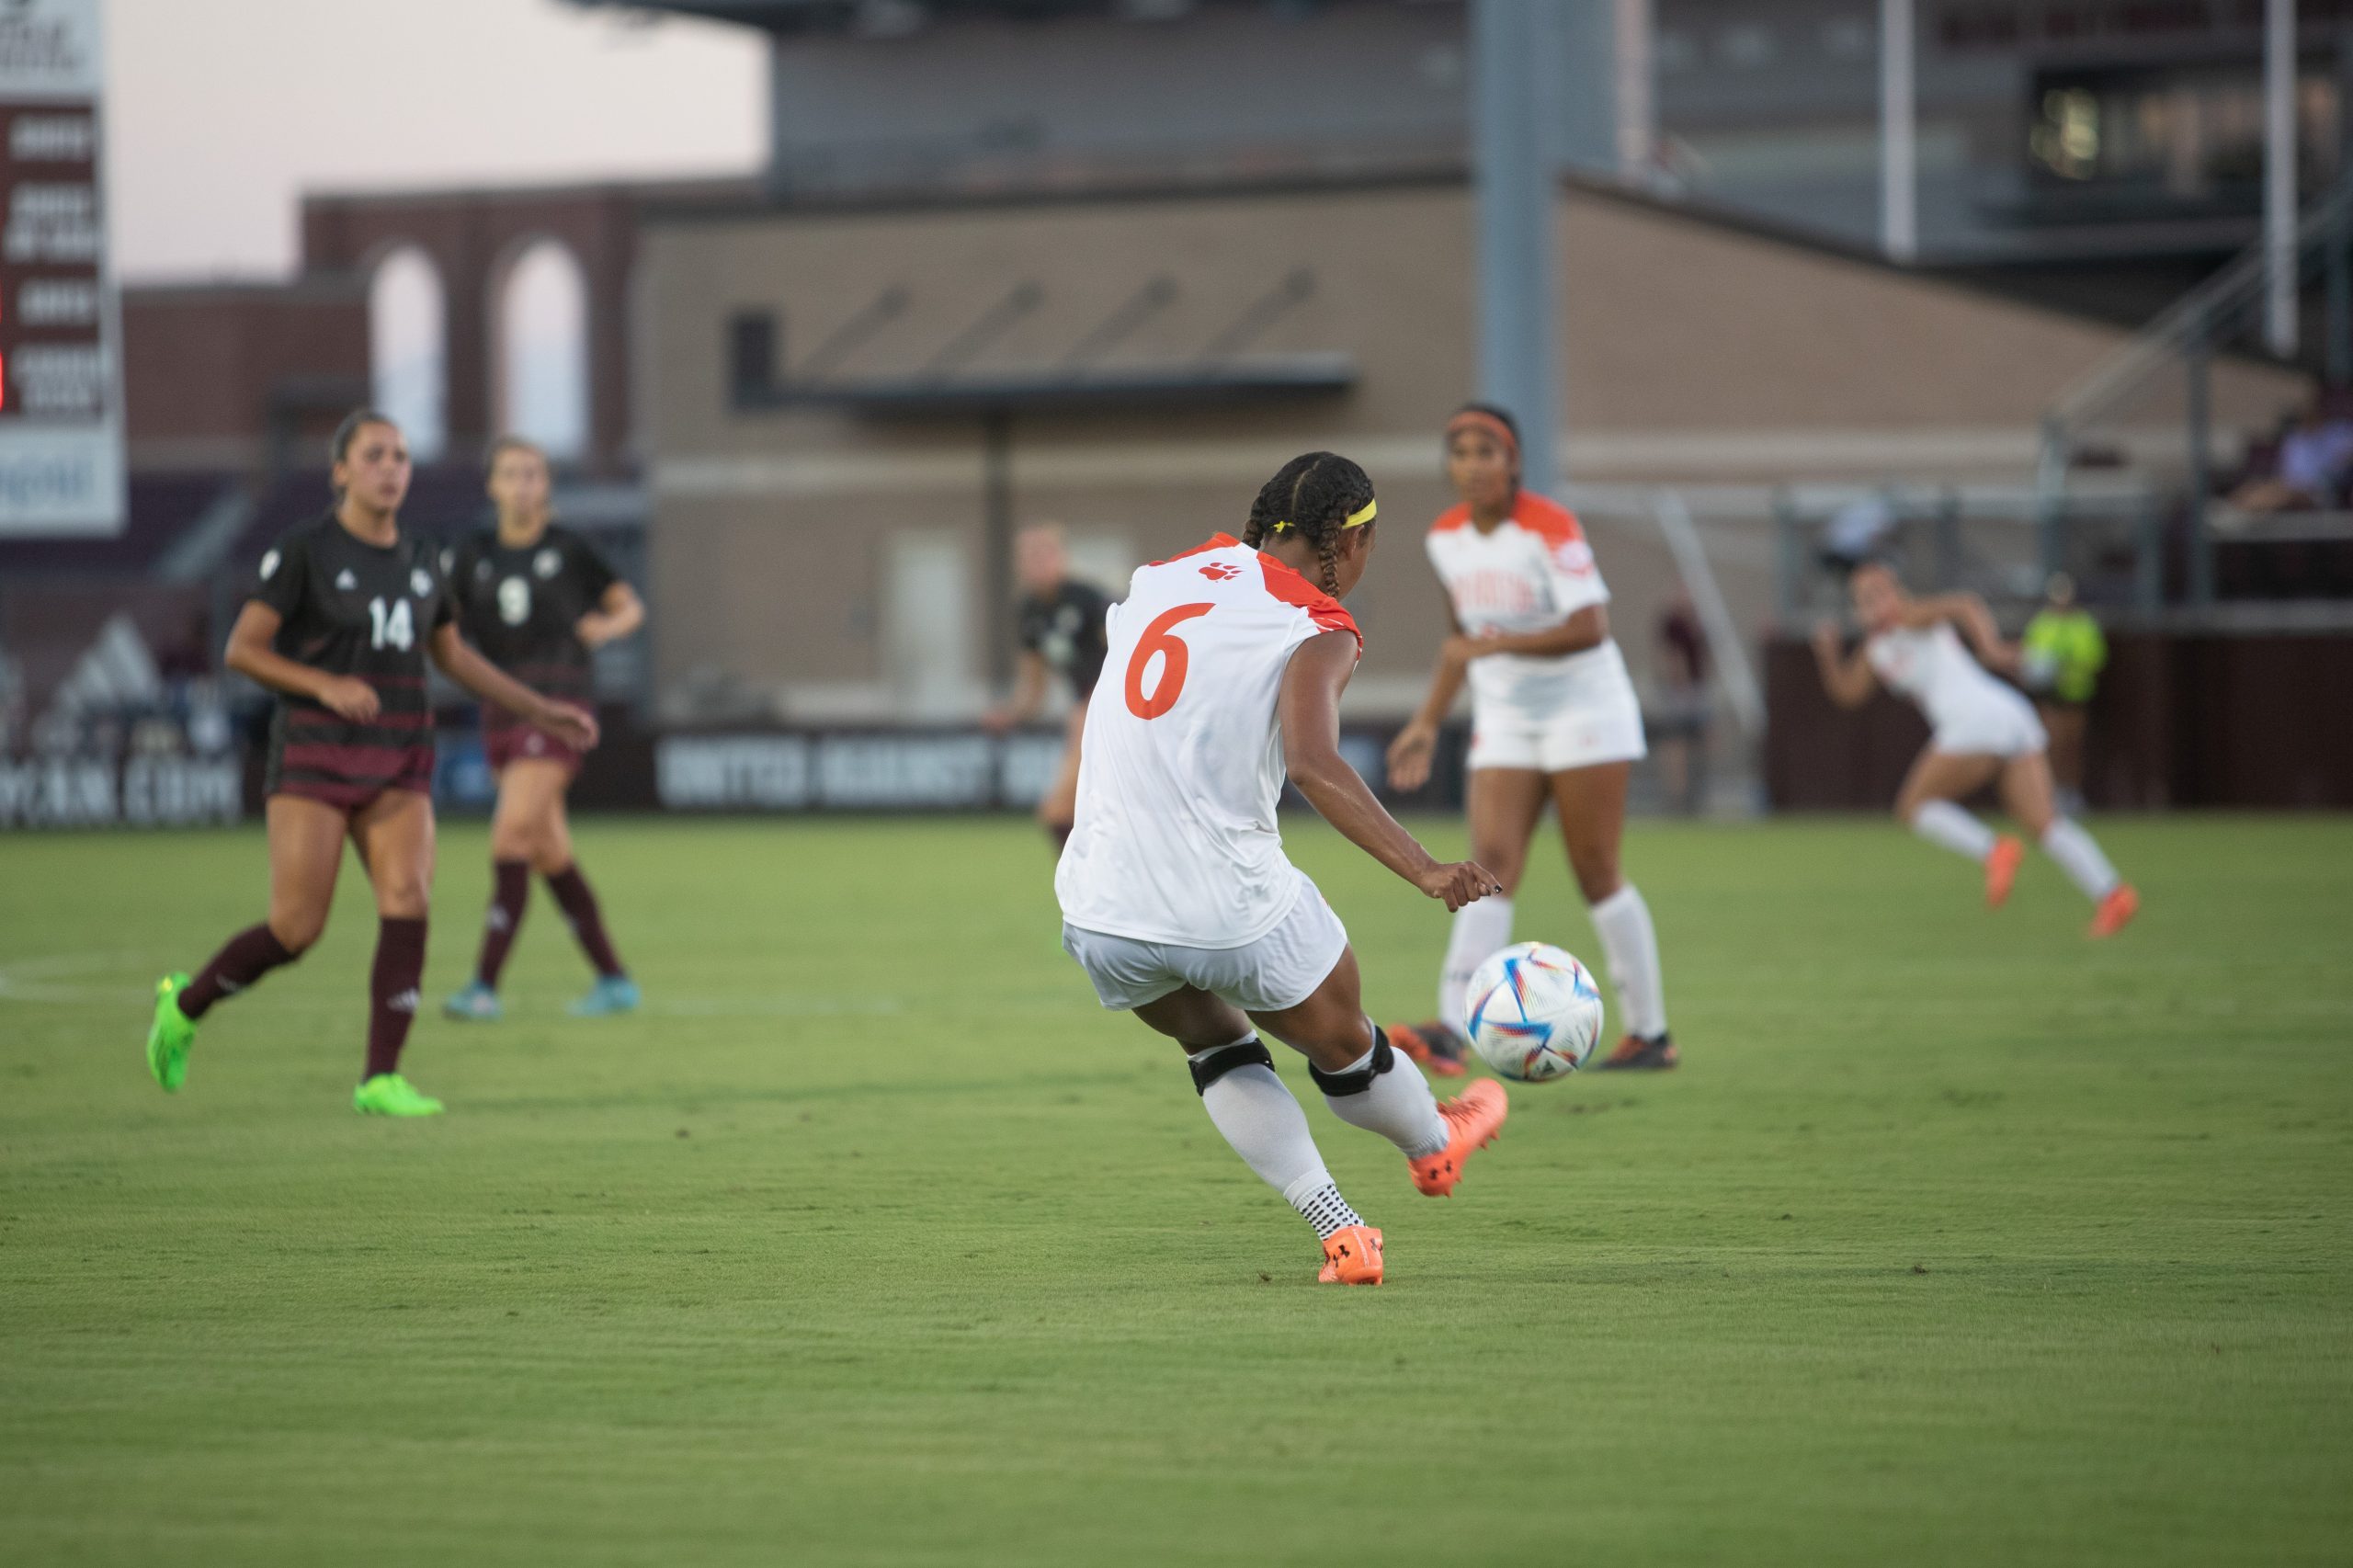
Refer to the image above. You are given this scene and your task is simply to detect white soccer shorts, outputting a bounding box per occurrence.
[1467,642,1649,774]
[1062,868,1348,1014]
[1929,689,2048,760]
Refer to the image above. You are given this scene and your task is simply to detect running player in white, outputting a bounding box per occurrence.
[1385,404,1677,1074]
[1057,452,1511,1287]
[1812,562,2140,937]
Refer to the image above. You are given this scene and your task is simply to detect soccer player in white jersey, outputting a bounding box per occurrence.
[1812,562,2140,937]
[1056,452,1512,1287]
[1384,404,1679,1074]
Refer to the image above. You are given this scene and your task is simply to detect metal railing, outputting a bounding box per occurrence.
[2036,177,2353,605]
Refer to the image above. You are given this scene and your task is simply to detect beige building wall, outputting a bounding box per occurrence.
[639,178,2307,721]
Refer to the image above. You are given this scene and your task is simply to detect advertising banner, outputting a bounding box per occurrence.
[0,0,121,536]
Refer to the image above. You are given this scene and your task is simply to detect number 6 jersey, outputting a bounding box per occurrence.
[248,512,453,808]
[1055,532,1360,948]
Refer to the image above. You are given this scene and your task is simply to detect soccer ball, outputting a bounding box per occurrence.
[1462,942,1605,1082]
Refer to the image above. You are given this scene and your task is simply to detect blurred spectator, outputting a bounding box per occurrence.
[2020,571,2107,815]
[1653,588,1711,815]
[2229,396,2353,513]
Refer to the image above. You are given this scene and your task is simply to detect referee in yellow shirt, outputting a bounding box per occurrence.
[2020,572,2108,815]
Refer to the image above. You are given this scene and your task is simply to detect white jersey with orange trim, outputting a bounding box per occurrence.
[1425,492,1617,714]
[1055,532,1361,949]
[1866,620,2046,757]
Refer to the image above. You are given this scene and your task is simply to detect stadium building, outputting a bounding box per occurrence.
[9,0,2351,819]
[591,0,2327,731]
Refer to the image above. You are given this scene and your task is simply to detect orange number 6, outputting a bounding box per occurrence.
[1124,602,1214,720]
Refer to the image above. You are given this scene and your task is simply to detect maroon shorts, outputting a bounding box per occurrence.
[267,715,435,812]
[485,722,582,776]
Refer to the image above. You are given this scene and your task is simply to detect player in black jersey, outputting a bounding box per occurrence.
[441,437,645,1022]
[142,412,599,1117]
[982,522,1113,849]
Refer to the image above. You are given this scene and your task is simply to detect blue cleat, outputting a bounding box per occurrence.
[442,982,503,1022]
[569,974,641,1017]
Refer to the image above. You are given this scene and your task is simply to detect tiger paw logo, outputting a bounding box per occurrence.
[1198,562,1239,581]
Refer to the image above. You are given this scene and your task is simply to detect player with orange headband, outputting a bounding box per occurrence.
[1385,403,1679,1073]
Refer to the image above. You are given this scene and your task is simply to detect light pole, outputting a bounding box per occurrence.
[1472,0,1563,493]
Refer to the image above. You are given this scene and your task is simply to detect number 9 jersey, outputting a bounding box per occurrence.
[248,512,454,810]
[1054,532,1360,949]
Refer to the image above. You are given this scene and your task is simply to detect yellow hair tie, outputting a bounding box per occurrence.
[1270,497,1374,534]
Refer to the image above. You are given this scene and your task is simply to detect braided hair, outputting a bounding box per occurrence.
[1241,451,1376,597]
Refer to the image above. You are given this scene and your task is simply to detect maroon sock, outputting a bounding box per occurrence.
[179,923,298,1020]
[473,859,531,989]
[364,916,427,1081]
[544,863,624,978]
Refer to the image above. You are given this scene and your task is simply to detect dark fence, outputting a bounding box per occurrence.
[1765,631,2353,810]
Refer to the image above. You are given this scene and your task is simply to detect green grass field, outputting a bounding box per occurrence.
[2,813,2348,1566]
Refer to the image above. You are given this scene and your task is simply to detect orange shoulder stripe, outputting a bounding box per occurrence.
[1256,555,1362,653]
[1510,492,1586,545]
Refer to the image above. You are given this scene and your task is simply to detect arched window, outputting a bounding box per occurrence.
[368,246,447,460]
[496,239,589,460]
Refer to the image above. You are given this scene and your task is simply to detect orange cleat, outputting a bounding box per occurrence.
[1407,1080,1509,1198]
[1985,835,2025,908]
[1597,1032,1679,1071]
[1388,1020,1467,1078]
[1318,1224,1384,1285]
[2088,883,2139,938]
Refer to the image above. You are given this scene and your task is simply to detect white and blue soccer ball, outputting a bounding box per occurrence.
[1462,942,1605,1082]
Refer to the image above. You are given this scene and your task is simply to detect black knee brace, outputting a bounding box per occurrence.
[1307,1029,1394,1097]
[1188,1038,1274,1096]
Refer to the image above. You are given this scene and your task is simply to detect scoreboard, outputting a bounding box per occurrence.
[0,0,119,536]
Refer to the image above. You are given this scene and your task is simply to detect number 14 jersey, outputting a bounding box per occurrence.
[248,511,454,807]
[1055,533,1360,948]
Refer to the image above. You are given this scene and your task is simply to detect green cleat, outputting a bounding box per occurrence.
[147,972,197,1092]
[352,1074,445,1117]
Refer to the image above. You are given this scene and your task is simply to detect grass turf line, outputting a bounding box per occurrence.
[1,815,2348,1566]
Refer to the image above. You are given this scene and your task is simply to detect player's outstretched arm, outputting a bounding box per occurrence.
[576,581,645,649]
[1812,620,1876,709]
[1465,602,1608,658]
[1281,631,1502,912]
[221,601,380,722]
[427,623,600,751]
[983,651,1050,733]
[1954,595,2023,675]
[1909,593,2018,672]
[1385,600,1472,791]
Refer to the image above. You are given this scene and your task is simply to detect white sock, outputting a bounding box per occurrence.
[1282,1173,1365,1240]
[1588,882,1668,1041]
[2040,818,2120,903]
[1319,1039,1450,1159]
[1190,1043,1358,1235]
[1912,800,1995,863]
[1438,894,1516,1036]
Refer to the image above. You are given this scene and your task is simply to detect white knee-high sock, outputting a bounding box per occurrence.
[1438,894,1515,1035]
[1317,1037,1450,1159]
[1189,1040,1361,1238]
[1912,800,1996,862]
[1589,882,1668,1041]
[2040,818,2120,903]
